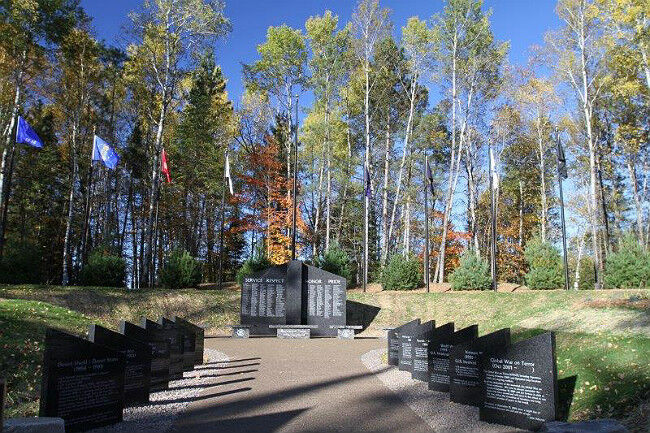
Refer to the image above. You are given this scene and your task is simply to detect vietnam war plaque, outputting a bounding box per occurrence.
[388,319,420,366]
[428,322,454,391]
[174,317,204,365]
[400,320,434,372]
[241,264,288,335]
[411,320,436,381]
[39,328,125,433]
[159,317,195,372]
[480,332,558,431]
[303,264,347,337]
[450,328,511,406]
[142,318,183,380]
[88,324,151,406]
[119,320,170,391]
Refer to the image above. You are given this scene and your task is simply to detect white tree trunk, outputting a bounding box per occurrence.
[536,118,548,242]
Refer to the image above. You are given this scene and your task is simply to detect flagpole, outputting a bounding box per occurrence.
[424,154,430,293]
[81,126,96,264]
[218,149,227,290]
[556,129,570,291]
[489,144,497,292]
[291,95,298,261]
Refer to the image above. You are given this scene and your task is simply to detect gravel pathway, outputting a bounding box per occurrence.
[89,348,229,433]
[361,348,528,433]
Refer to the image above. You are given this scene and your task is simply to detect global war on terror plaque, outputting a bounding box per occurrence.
[479,332,558,431]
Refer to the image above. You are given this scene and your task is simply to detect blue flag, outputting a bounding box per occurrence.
[92,135,119,169]
[15,116,44,148]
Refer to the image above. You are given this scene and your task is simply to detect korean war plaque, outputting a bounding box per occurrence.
[39,328,125,433]
[88,324,151,406]
[142,318,183,380]
[450,328,511,406]
[388,319,420,366]
[119,320,170,391]
[428,322,454,391]
[411,321,436,382]
[479,332,558,431]
[400,320,434,372]
[174,317,204,365]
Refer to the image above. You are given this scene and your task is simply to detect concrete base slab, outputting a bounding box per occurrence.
[4,418,65,433]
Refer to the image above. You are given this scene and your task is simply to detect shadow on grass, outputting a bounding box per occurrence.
[346,300,381,332]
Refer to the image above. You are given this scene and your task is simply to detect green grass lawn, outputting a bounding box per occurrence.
[1,285,649,430]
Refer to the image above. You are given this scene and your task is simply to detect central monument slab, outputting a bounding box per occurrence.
[240,260,346,337]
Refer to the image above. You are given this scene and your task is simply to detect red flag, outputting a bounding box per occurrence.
[161,148,171,183]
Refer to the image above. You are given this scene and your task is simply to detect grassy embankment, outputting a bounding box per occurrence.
[1,285,649,431]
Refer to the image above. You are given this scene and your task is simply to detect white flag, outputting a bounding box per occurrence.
[490,147,499,190]
[224,151,234,195]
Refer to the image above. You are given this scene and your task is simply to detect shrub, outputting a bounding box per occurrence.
[314,242,352,282]
[159,249,202,289]
[524,238,563,290]
[78,250,126,287]
[449,251,491,291]
[0,242,42,284]
[381,254,421,291]
[236,253,272,286]
[604,235,650,289]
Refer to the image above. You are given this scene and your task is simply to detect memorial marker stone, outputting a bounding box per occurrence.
[88,325,151,406]
[411,321,436,382]
[428,322,454,391]
[240,260,347,336]
[450,328,511,406]
[119,321,170,391]
[387,319,420,366]
[159,317,195,372]
[142,318,183,380]
[400,320,434,372]
[480,332,558,431]
[173,317,204,365]
[39,328,125,433]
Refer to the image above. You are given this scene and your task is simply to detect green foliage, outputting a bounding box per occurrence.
[0,243,43,284]
[236,252,272,286]
[449,251,491,291]
[524,238,563,290]
[380,254,421,291]
[604,235,650,289]
[570,255,596,290]
[314,242,352,282]
[78,250,126,287]
[159,249,202,290]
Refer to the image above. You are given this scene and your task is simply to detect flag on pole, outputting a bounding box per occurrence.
[161,148,171,183]
[92,135,119,169]
[426,160,435,195]
[16,116,44,148]
[364,165,372,199]
[489,147,499,190]
[224,151,234,195]
[557,138,568,179]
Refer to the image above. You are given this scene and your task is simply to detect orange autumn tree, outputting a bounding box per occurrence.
[428,210,470,281]
[239,118,306,264]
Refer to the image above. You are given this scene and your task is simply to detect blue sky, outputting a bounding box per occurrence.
[81,0,561,108]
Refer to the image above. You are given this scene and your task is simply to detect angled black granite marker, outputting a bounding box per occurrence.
[173,317,204,365]
[142,318,183,380]
[159,317,195,372]
[411,320,436,382]
[450,328,511,406]
[40,328,125,433]
[119,320,170,391]
[400,320,434,372]
[88,324,151,406]
[480,332,558,431]
[387,319,420,366]
[427,322,455,391]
